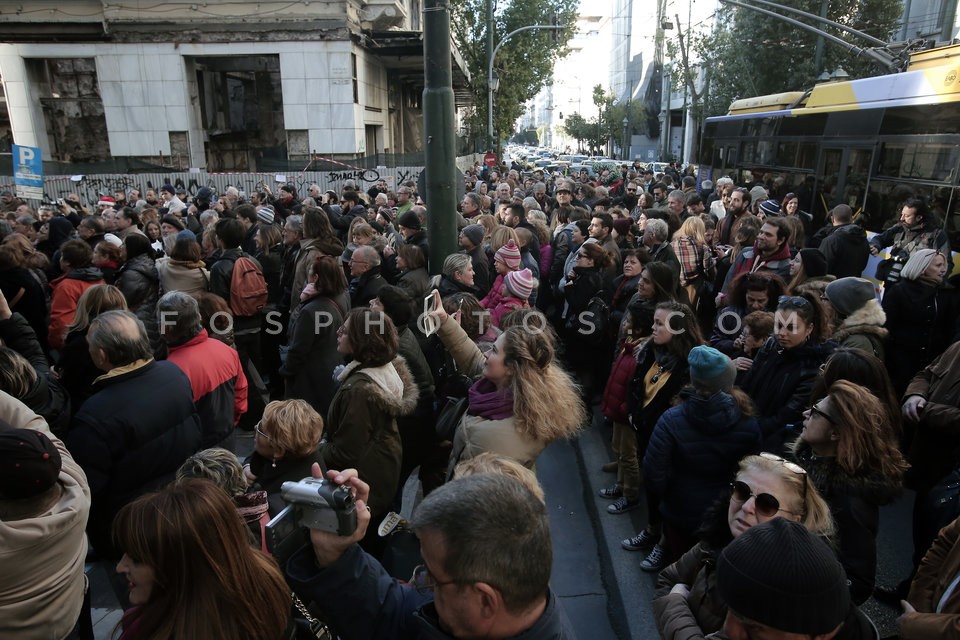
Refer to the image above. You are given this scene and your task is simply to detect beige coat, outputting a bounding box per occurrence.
[156,256,210,296]
[0,391,90,640]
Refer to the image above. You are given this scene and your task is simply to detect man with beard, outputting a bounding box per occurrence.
[717,187,751,246]
[720,218,792,298]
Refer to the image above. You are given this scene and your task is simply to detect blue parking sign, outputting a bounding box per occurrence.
[13,144,43,201]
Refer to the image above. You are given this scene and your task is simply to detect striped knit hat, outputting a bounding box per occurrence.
[495,239,522,270]
[504,268,534,300]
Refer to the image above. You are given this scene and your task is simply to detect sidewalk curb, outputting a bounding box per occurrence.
[571,409,660,640]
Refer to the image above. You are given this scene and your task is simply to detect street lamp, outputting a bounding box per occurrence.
[622,116,629,160]
[487,24,563,153]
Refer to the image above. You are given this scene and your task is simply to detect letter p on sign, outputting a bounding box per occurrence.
[17,147,34,164]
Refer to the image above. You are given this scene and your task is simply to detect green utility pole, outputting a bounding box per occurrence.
[486,0,494,152]
[423,0,458,274]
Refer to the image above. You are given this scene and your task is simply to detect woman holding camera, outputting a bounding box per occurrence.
[113,479,291,639]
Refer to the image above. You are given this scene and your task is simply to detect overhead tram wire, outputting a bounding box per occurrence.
[718,0,902,72]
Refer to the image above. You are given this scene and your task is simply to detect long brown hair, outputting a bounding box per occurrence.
[113,480,291,639]
[816,380,909,480]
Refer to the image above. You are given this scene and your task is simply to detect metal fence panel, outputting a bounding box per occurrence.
[0,155,479,205]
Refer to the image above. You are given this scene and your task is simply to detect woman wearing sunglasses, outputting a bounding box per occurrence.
[653,453,834,639]
[740,291,835,453]
[791,380,908,604]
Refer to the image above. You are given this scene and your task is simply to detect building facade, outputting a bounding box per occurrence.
[0,0,469,171]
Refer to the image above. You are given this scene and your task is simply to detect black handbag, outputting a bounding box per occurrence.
[435,396,469,442]
[291,594,333,640]
[565,294,611,344]
[924,467,960,536]
[378,512,423,581]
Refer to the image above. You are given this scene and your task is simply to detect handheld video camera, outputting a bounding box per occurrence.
[264,477,358,565]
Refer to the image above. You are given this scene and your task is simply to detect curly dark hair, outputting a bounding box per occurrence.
[728,272,786,310]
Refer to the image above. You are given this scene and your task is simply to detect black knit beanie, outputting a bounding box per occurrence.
[716,518,850,635]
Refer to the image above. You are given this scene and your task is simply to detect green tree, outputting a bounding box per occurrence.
[692,0,903,119]
[451,0,579,151]
[587,85,646,156]
[563,112,589,151]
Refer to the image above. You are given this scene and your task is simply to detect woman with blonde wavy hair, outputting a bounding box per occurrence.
[670,215,712,308]
[792,379,908,603]
[427,291,585,475]
[653,452,835,639]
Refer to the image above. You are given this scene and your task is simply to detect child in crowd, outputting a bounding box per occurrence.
[731,310,774,384]
[481,239,521,311]
[489,268,534,328]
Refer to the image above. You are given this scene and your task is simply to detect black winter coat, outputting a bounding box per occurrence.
[628,341,690,455]
[0,266,48,350]
[57,329,101,411]
[0,312,70,435]
[643,389,760,534]
[350,267,387,309]
[66,360,201,558]
[281,291,349,416]
[882,279,960,395]
[256,243,284,305]
[819,223,870,279]
[116,253,161,351]
[436,274,476,299]
[740,337,835,453]
[609,273,640,333]
[792,443,902,604]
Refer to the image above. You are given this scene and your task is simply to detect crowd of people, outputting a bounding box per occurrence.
[1,160,960,639]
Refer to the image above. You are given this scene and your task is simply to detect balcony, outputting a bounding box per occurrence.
[360,0,407,30]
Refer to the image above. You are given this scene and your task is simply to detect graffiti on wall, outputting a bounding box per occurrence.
[0,164,440,205]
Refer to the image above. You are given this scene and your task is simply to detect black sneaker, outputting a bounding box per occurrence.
[598,485,623,499]
[873,580,911,607]
[621,529,657,551]
[606,496,640,514]
[640,544,667,572]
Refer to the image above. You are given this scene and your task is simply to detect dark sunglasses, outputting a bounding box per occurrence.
[809,403,836,425]
[730,480,790,518]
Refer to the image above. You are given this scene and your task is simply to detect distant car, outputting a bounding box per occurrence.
[648,162,669,174]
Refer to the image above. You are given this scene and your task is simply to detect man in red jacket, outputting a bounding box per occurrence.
[158,290,247,449]
[48,240,105,350]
